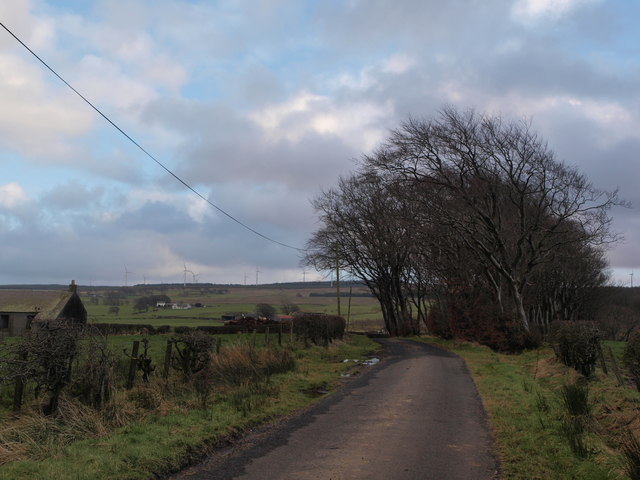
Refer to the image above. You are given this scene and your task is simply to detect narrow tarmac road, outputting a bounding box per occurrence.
[169,338,499,480]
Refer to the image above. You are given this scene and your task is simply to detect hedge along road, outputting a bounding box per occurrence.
[168,338,499,480]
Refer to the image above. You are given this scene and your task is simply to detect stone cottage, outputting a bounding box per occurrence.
[0,280,87,336]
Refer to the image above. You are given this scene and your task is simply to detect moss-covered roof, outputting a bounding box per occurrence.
[0,289,75,320]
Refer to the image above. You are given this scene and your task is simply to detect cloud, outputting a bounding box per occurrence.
[0,183,28,209]
[0,0,638,285]
[0,52,95,160]
[250,91,392,152]
[511,0,599,23]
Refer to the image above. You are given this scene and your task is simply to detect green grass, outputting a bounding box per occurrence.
[81,285,384,331]
[414,336,636,480]
[0,334,381,479]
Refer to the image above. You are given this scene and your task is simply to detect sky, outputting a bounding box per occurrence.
[0,0,639,286]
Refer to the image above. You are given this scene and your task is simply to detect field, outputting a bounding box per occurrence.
[81,283,384,331]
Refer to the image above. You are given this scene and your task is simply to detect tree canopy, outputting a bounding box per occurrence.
[305,107,623,348]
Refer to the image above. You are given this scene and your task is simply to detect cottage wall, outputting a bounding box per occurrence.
[0,312,33,336]
[58,295,88,324]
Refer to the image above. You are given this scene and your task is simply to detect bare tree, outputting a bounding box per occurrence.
[368,107,623,333]
[280,300,300,315]
[305,170,419,336]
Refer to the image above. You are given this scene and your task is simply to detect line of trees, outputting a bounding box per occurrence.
[305,107,623,349]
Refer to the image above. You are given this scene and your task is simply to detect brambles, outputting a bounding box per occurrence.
[71,333,117,409]
[0,321,84,415]
[171,330,213,380]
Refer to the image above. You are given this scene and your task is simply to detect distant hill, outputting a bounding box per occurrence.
[0,280,367,290]
[0,284,70,290]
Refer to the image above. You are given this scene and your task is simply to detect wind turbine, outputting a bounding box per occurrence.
[183,264,197,286]
[255,268,261,286]
[124,264,134,287]
[631,270,634,288]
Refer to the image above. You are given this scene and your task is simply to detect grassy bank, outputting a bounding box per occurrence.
[0,334,381,480]
[416,337,639,480]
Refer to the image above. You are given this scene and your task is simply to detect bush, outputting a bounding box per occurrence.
[623,331,640,391]
[292,313,345,346]
[551,321,600,377]
[425,295,539,352]
[171,330,213,380]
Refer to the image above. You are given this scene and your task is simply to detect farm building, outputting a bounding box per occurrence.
[0,281,87,336]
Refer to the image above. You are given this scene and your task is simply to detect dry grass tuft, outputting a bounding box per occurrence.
[0,396,109,461]
[101,389,137,428]
[209,343,296,388]
[0,441,26,466]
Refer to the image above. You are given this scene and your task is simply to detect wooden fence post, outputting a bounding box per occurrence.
[13,378,25,412]
[13,351,28,411]
[126,340,140,389]
[597,342,608,375]
[278,324,282,347]
[163,340,173,379]
[265,327,270,347]
[608,346,624,386]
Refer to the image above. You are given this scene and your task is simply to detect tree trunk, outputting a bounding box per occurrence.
[511,286,530,333]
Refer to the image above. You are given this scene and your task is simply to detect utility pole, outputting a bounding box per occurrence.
[335,244,341,317]
[256,268,261,286]
[124,264,133,287]
[347,286,353,333]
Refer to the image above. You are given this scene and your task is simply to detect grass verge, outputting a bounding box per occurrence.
[414,336,639,480]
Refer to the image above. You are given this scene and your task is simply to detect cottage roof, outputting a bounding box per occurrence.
[0,290,75,321]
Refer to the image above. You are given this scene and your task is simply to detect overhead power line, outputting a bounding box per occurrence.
[0,21,304,252]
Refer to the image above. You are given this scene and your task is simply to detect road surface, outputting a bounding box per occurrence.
[169,338,499,480]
